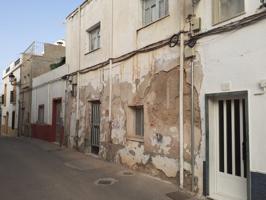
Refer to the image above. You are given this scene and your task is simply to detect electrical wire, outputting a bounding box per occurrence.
[67,10,266,78]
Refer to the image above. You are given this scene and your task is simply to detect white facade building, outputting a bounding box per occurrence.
[31,64,67,144]
[194,1,266,199]
[1,58,21,136]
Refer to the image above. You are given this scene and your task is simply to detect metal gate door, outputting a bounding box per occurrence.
[91,102,100,154]
[209,96,247,200]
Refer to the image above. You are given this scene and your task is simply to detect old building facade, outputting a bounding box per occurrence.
[1,57,21,136]
[1,0,266,199]
[65,0,202,193]
[31,64,67,145]
[19,41,65,137]
[194,1,266,199]
[63,0,266,199]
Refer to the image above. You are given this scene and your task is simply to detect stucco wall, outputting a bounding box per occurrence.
[1,62,21,136]
[31,65,67,125]
[198,19,266,175]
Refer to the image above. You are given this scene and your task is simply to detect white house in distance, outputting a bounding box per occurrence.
[31,64,67,145]
[1,57,21,136]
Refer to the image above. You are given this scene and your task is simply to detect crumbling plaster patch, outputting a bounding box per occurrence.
[117,142,150,168]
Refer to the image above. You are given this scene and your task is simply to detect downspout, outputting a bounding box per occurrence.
[190,2,196,192]
[108,0,114,142]
[179,0,185,189]
[75,5,82,148]
[48,83,50,124]
[191,59,195,191]
[64,78,68,147]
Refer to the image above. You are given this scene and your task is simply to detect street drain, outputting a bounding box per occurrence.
[118,170,135,177]
[123,171,134,176]
[95,178,118,186]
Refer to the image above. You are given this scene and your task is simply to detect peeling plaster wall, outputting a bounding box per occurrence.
[65,0,203,193]
[65,45,203,192]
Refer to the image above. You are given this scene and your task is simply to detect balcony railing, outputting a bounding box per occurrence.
[23,41,44,56]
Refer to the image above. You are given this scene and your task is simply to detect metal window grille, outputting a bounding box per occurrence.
[135,106,144,137]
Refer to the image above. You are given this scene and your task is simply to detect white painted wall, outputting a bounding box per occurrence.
[1,59,21,132]
[31,65,68,125]
[66,0,181,73]
[196,2,266,174]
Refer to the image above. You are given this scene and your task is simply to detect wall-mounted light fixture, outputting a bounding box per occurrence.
[9,73,16,85]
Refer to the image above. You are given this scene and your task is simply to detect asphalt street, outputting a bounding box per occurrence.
[0,137,195,200]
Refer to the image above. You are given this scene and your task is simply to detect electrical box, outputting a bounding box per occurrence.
[259,80,266,88]
[185,46,195,59]
[191,17,201,32]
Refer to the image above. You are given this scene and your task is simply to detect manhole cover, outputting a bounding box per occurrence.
[95,178,118,186]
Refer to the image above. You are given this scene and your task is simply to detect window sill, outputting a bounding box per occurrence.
[212,11,246,27]
[137,14,170,32]
[85,48,100,55]
[126,135,144,143]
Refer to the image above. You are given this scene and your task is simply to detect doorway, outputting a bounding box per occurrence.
[52,99,63,145]
[91,101,100,154]
[207,92,249,200]
[5,112,9,135]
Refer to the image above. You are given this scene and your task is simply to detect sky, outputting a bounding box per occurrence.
[0,0,83,73]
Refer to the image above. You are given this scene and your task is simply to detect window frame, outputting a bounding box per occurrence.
[127,105,145,140]
[212,0,245,25]
[38,104,45,124]
[142,0,169,26]
[10,91,15,104]
[87,23,101,52]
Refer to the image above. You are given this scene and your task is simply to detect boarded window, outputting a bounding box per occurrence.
[213,0,245,24]
[143,0,168,25]
[38,105,44,124]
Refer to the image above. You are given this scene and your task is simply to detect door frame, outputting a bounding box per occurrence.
[204,91,251,200]
[52,98,63,145]
[90,100,101,155]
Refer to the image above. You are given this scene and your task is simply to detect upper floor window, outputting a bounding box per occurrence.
[88,23,101,52]
[143,0,169,26]
[213,0,245,24]
[10,91,15,104]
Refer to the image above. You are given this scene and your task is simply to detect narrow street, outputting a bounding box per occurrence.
[0,137,193,200]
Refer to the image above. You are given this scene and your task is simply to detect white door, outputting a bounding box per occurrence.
[209,97,247,200]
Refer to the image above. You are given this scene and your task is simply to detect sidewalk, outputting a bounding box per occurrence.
[20,137,200,200]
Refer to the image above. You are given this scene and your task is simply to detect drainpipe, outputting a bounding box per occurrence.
[191,59,195,191]
[48,83,50,124]
[179,0,185,189]
[108,0,114,142]
[75,5,82,148]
